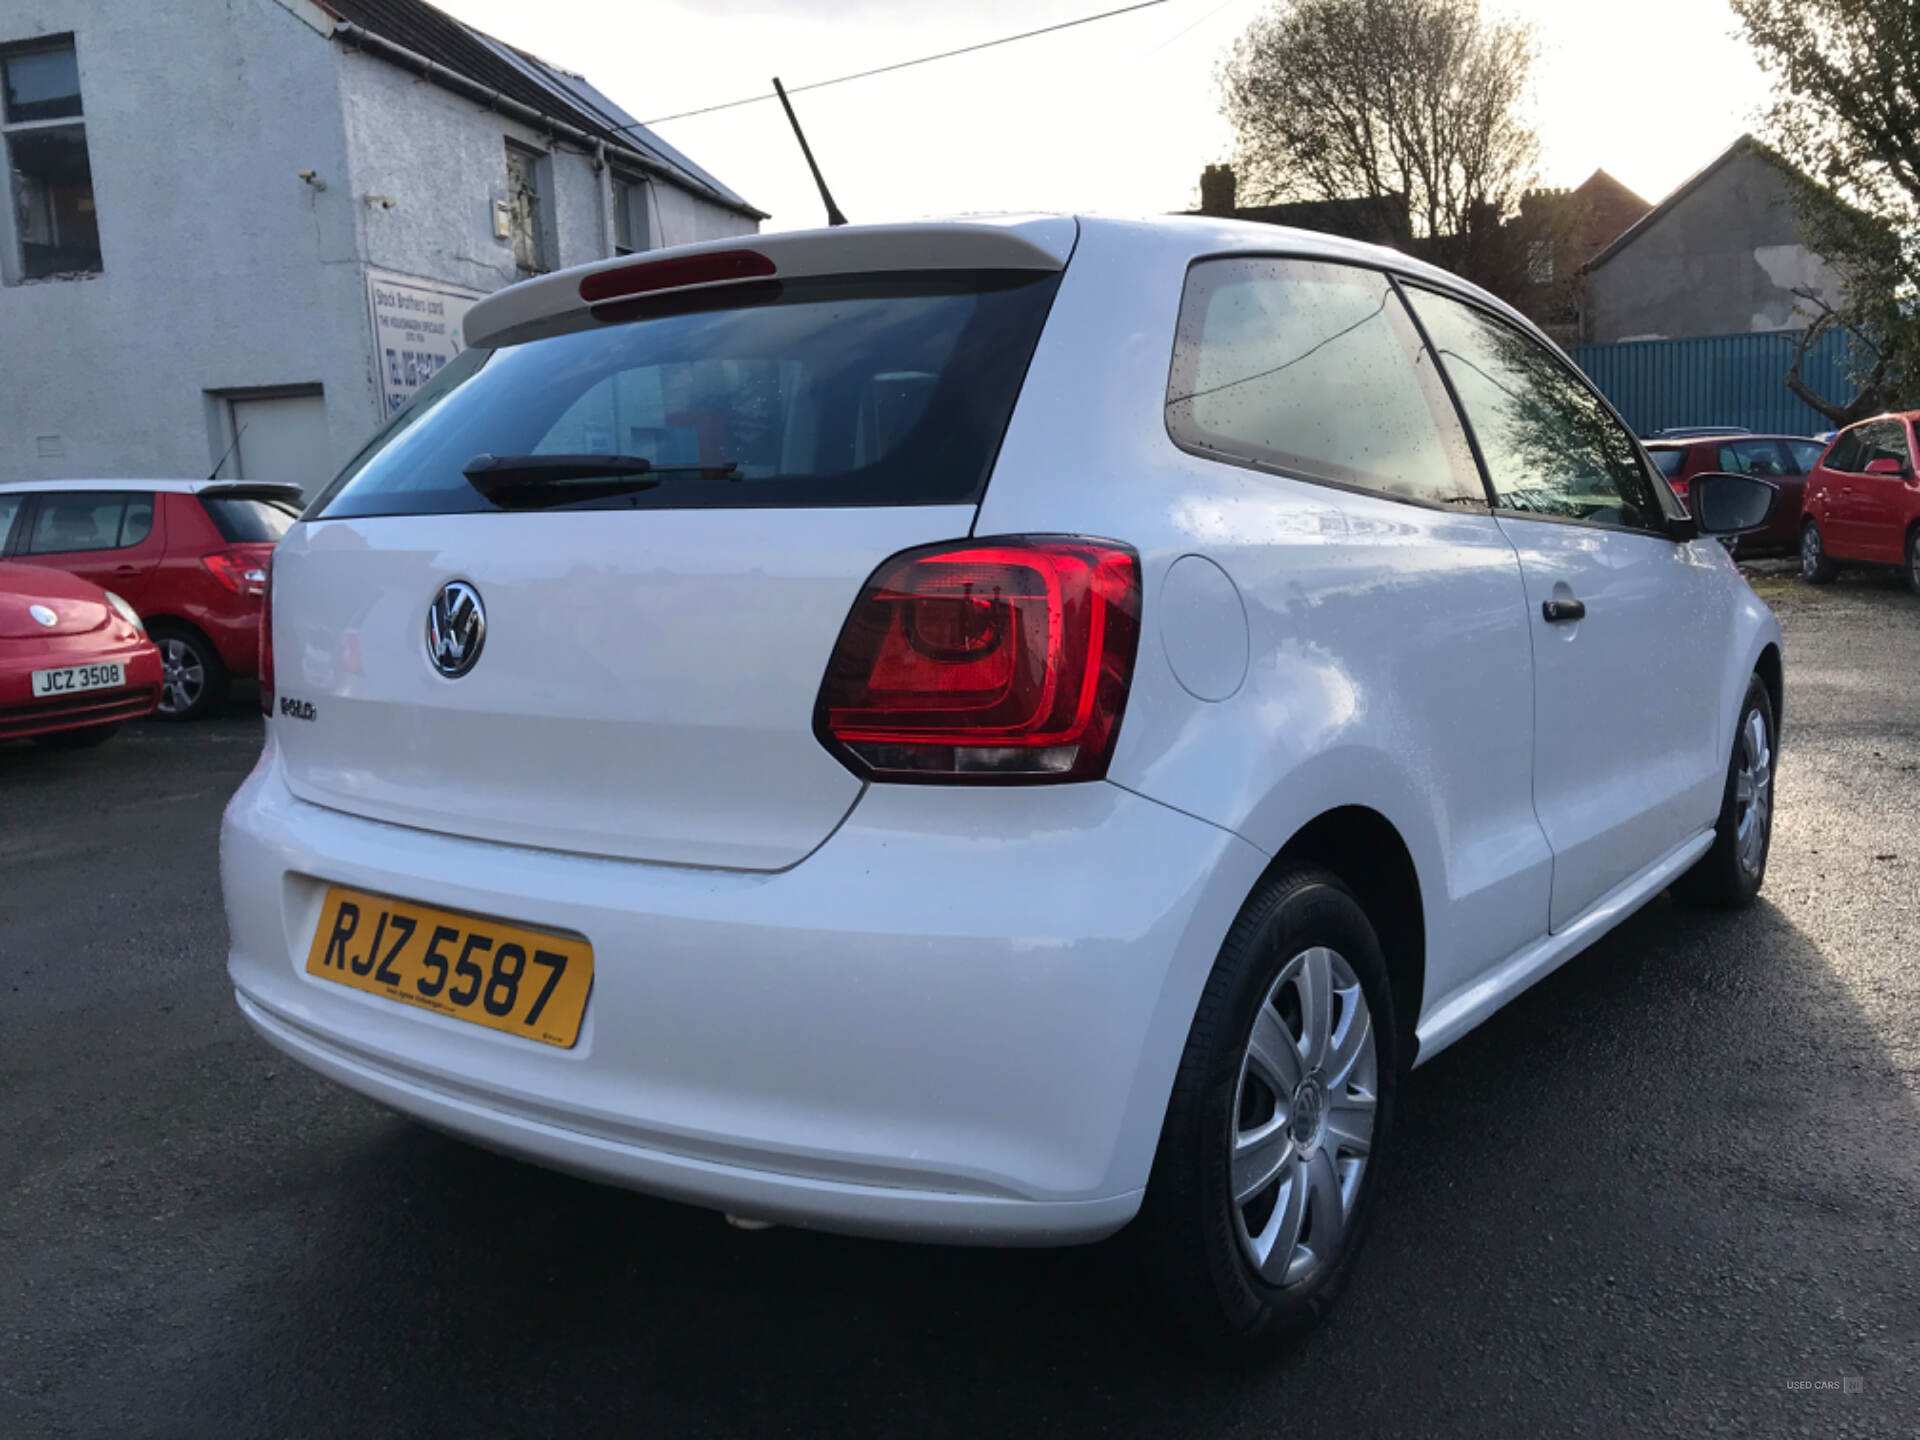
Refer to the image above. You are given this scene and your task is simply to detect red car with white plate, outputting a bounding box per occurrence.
[0,479,302,718]
[1799,411,1920,593]
[0,561,161,747]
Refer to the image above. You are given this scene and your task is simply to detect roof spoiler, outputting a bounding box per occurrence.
[200,482,306,505]
[463,218,1078,350]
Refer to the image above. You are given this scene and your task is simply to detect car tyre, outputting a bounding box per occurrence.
[31,722,122,749]
[1800,520,1838,584]
[1677,674,1775,909]
[150,624,228,721]
[1139,864,1398,1349]
[1906,526,1920,597]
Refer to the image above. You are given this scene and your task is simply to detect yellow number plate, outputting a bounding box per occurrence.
[304,886,594,1048]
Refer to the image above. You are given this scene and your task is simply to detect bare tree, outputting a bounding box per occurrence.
[1219,0,1540,293]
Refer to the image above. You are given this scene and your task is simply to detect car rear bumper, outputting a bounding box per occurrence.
[222,743,1265,1243]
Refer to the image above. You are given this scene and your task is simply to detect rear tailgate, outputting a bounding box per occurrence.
[274,506,972,868]
[271,220,1074,869]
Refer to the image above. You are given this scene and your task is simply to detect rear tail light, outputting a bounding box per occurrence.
[1667,478,1690,500]
[258,553,275,717]
[203,549,268,596]
[815,537,1141,782]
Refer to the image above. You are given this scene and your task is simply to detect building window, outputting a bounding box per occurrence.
[2,37,101,280]
[1526,242,1554,285]
[505,141,547,274]
[611,172,652,255]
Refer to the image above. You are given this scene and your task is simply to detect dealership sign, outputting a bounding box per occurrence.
[365,270,484,420]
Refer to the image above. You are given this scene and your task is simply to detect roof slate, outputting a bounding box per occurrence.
[315,0,761,217]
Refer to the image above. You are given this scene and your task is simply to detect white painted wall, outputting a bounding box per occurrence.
[0,0,367,482]
[0,0,758,488]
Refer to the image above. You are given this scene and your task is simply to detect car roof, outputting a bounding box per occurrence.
[0,478,211,494]
[461,212,1548,358]
[1835,411,1920,430]
[1647,434,1819,447]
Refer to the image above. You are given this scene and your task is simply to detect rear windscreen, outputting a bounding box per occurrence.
[1649,449,1688,479]
[312,271,1063,518]
[201,496,299,542]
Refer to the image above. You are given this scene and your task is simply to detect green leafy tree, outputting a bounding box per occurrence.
[1733,0,1920,421]
[1218,0,1542,300]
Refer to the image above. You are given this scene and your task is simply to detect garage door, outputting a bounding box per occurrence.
[230,392,331,499]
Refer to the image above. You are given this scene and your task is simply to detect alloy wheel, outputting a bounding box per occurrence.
[159,637,206,716]
[1801,524,1821,578]
[1230,944,1377,1287]
[1733,707,1773,876]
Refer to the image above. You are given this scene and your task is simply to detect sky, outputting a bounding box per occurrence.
[433,0,1775,232]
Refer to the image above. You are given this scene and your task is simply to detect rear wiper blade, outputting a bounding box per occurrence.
[461,453,741,510]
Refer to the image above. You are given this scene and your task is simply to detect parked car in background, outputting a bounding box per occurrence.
[1799,412,1920,593]
[0,480,302,718]
[0,559,160,747]
[222,217,1785,1348]
[1645,434,1826,555]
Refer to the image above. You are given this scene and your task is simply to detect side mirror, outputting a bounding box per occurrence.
[1863,457,1905,477]
[1691,471,1779,536]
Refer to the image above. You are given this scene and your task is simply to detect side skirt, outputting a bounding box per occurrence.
[1412,828,1715,1065]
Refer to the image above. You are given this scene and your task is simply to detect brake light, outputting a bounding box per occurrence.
[258,553,275,717]
[578,249,775,304]
[203,549,268,596]
[1668,478,1690,500]
[816,538,1141,782]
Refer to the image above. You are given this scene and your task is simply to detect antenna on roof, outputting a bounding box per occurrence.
[208,423,248,483]
[772,77,847,227]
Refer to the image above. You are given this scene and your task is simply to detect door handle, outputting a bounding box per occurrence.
[113,565,141,576]
[1542,597,1586,623]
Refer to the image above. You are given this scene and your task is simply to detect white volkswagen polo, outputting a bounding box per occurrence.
[222,216,1783,1344]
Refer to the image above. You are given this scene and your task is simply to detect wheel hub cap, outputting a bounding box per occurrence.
[159,639,204,714]
[1733,708,1772,875]
[1229,944,1378,1288]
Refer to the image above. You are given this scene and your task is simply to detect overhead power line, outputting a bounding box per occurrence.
[636,0,1170,127]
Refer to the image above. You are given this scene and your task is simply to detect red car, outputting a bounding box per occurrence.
[1644,433,1826,555]
[0,480,302,718]
[1800,412,1920,593]
[0,560,161,747]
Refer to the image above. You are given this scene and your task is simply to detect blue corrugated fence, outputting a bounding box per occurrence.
[1568,330,1859,437]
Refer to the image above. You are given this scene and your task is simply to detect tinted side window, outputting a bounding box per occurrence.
[1856,421,1910,470]
[1824,430,1861,472]
[120,492,153,546]
[1785,440,1825,473]
[1649,448,1689,479]
[1405,287,1664,532]
[1718,440,1789,477]
[26,491,145,554]
[1166,257,1485,509]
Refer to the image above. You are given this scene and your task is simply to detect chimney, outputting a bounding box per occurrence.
[1199,163,1237,216]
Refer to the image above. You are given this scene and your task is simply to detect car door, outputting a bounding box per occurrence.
[1807,428,1861,555]
[1405,286,1730,932]
[18,489,166,609]
[1850,419,1915,563]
